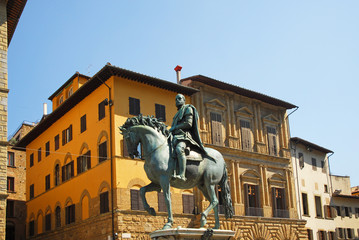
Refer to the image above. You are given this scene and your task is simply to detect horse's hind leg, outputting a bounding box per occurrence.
[140,182,161,216]
[159,175,173,230]
[198,183,220,229]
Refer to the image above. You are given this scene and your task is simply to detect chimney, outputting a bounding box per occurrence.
[43,103,47,116]
[174,65,182,84]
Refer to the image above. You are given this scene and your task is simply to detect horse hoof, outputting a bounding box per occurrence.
[162,223,173,230]
[149,208,156,216]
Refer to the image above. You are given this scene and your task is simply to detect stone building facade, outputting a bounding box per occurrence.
[0,0,27,239]
[7,122,35,240]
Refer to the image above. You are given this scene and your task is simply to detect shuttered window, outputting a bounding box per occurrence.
[130,189,144,211]
[98,100,106,120]
[158,192,167,212]
[155,104,166,122]
[100,191,109,214]
[80,114,87,133]
[29,220,35,236]
[45,213,51,231]
[45,174,50,191]
[54,134,59,150]
[298,152,304,169]
[318,231,327,240]
[62,161,74,182]
[129,97,140,116]
[315,196,323,218]
[210,112,223,146]
[99,141,108,162]
[55,164,60,186]
[240,120,252,151]
[302,193,309,215]
[62,125,73,146]
[77,151,91,174]
[38,148,42,162]
[65,204,75,224]
[267,126,278,156]
[30,184,34,199]
[182,194,195,214]
[30,153,34,167]
[55,206,61,228]
[312,158,317,171]
[244,184,262,216]
[45,141,50,156]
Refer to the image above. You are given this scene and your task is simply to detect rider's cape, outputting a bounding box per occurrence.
[172,104,214,161]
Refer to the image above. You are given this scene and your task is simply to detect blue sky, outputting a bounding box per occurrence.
[7,1,359,186]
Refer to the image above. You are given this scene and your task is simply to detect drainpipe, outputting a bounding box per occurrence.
[96,70,115,239]
[327,152,334,195]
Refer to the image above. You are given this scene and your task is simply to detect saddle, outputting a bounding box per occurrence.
[184,147,204,162]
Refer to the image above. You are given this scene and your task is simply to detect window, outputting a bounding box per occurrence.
[355,207,359,218]
[158,192,167,212]
[80,114,86,133]
[45,174,50,191]
[54,134,59,151]
[347,228,354,239]
[68,87,73,97]
[98,100,106,120]
[267,126,278,156]
[315,196,323,218]
[30,153,34,167]
[29,220,35,237]
[100,191,109,214]
[129,97,140,115]
[55,164,60,186]
[38,148,42,162]
[328,232,335,240]
[99,141,108,162]
[6,200,14,217]
[65,204,75,224]
[307,229,313,240]
[46,141,50,156]
[45,213,51,231]
[210,112,223,146]
[244,184,262,216]
[337,228,344,239]
[59,96,64,105]
[312,158,317,171]
[324,184,328,193]
[335,206,341,216]
[30,184,34,199]
[7,177,14,192]
[272,188,288,218]
[62,125,73,145]
[182,194,195,214]
[55,206,61,228]
[155,104,166,122]
[324,205,336,219]
[298,152,304,169]
[62,161,74,182]
[344,206,352,217]
[130,189,144,210]
[318,231,327,240]
[7,152,14,166]
[77,151,91,174]
[240,120,252,151]
[302,193,309,216]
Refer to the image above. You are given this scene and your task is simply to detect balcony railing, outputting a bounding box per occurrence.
[245,207,264,217]
[273,209,289,218]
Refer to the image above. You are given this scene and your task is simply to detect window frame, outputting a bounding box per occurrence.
[129,97,140,116]
[98,100,106,120]
[130,189,144,211]
[7,151,15,167]
[45,141,50,156]
[315,195,323,218]
[30,184,34,199]
[77,150,91,174]
[99,141,108,163]
[45,174,50,191]
[100,191,109,214]
[155,103,166,122]
[80,114,87,133]
[7,177,14,192]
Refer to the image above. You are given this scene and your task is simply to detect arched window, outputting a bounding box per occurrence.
[54,164,60,186]
[97,132,109,163]
[55,206,61,228]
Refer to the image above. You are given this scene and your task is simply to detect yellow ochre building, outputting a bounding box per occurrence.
[15,64,307,239]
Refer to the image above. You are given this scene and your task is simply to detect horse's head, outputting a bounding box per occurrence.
[120,126,140,159]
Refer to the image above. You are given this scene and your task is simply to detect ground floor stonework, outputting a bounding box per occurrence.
[28,211,307,240]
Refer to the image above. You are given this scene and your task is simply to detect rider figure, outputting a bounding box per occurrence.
[169,94,207,181]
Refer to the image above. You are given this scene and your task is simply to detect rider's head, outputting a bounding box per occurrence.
[175,94,186,109]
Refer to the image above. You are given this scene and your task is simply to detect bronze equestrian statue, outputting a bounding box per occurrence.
[120,95,233,230]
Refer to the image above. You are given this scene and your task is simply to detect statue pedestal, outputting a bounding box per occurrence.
[149,227,235,240]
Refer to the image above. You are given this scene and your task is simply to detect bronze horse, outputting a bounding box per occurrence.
[120,115,233,230]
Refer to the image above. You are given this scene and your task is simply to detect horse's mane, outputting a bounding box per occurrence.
[120,114,169,137]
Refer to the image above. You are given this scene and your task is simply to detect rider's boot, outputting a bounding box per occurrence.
[177,152,187,181]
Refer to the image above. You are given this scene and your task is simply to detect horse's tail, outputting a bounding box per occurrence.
[219,164,234,219]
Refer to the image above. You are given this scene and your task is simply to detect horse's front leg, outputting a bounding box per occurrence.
[140,182,161,216]
[160,175,173,229]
